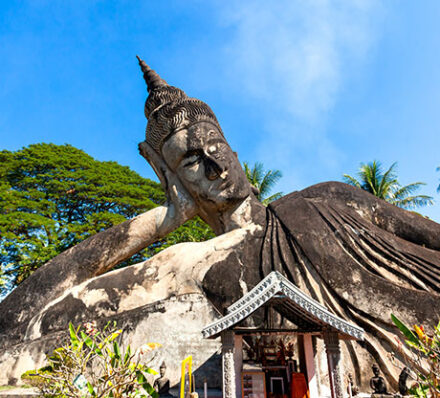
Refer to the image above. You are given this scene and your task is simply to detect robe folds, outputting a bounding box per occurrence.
[262,182,440,388]
[1,181,438,389]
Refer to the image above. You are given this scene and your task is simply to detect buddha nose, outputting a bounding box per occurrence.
[204,156,224,181]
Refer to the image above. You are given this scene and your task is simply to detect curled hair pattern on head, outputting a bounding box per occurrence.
[137,56,223,154]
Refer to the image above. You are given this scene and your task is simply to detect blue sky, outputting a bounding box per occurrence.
[1,1,440,221]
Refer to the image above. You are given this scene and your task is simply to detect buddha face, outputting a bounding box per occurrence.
[161,121,251,209]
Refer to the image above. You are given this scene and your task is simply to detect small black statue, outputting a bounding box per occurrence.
[347,373,359,396]
[370,364,388,394]
[398,367,410,395]
[154,361,174,397]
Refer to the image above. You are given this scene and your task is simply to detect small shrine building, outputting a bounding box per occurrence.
[202,271,364,398]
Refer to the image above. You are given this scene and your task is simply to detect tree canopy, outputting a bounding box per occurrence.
[243,162,283,205]
[343,160,434,209]
[0,143,213,294]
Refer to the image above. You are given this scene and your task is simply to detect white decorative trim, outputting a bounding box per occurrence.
[202,271,364,340]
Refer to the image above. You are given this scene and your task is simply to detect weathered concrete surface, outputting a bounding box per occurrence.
[261,182,440,390]
[1,182,439,393]
[0,224,261,386]
[0,203,196,341]
[0,293,221,388]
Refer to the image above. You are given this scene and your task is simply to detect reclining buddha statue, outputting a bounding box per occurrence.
[0,57,439,391]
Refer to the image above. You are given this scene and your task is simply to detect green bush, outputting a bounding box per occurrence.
[22,321,160,398]
[392,314,440,397]
[21,367,49,386]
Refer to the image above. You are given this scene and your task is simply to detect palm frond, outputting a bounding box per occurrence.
[392,182,426,200]
[260,169,282,198]
[344,160,432,210]
[342,174,361,188]
[243,162,262,192]
[252,162,264,185]
[391,195,434,210]
[262,192,283,206]
[243,162,251,177]
[378,162,397,198]
[359,161,381,196]
[242,161,283,204]
[437,166,440,193]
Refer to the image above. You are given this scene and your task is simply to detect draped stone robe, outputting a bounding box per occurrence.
[258,182,440,389]
[1,181,439,389]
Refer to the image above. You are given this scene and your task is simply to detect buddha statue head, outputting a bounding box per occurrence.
[370,363,387,394]
[159,361,167,378]
[136,56,255,230]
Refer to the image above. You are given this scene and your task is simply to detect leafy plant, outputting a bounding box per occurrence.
[22,321,160,398]
[243,161,283,205]
[391,314,440,397]
[343,161,433,209]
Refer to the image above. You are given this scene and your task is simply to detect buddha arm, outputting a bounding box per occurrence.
[0,203,197,335]
[1,142,197,334]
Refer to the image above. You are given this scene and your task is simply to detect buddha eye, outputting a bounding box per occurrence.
[207,145,218,154]
[182,154,201,168]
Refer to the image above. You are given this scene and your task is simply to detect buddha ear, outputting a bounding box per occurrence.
[138,140,170,190]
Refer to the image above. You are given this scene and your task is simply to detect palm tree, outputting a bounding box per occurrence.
[437,166,440,193]
[343,160,433,209]
[243,162,283,205]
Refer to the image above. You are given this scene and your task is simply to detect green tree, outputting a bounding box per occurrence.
[343,160,434,209]
[243,162,283,205]
[0,143,213,294]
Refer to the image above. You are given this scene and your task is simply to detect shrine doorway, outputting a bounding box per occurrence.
[234,329,318,398]
[202,271,364,398]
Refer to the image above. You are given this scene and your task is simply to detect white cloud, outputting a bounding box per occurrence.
[216,0,384,190]
[220,0,382,121]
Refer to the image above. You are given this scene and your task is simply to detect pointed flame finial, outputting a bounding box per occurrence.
[136,55,168,92]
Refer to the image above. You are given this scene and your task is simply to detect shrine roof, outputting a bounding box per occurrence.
[202,271,364,340]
